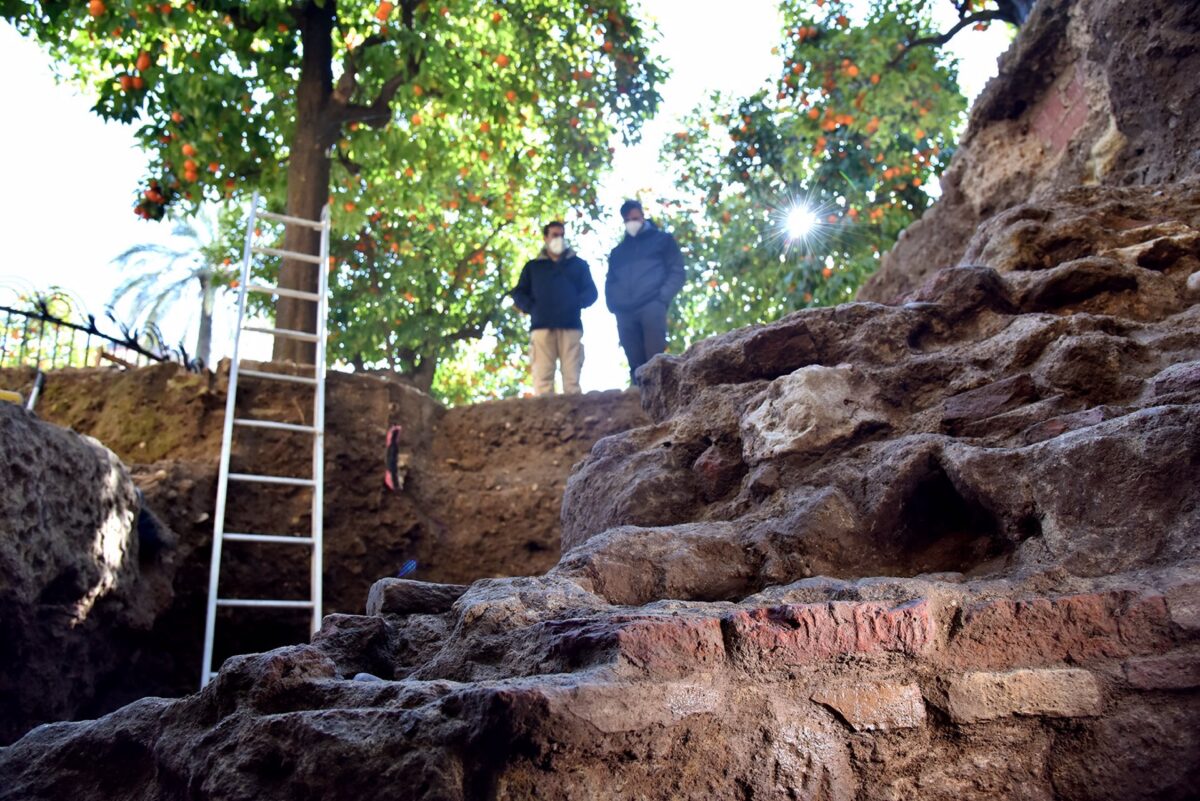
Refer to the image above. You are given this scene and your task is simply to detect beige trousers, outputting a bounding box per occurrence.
[531,328,584,395]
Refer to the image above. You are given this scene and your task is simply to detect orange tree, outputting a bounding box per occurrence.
[657,0,1019,348]
[4,0,663,398]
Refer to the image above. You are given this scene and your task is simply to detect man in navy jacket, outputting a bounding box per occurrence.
[510,221,599,394]
[605,200,686,384]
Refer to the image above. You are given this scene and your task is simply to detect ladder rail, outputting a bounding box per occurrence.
[311,202,330,635]
[201,191,259,687]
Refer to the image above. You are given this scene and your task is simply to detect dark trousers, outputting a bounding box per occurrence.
[615,300,667,383]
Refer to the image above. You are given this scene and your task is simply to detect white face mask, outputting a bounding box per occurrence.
[547,236,565,256]
[625,219,644,237]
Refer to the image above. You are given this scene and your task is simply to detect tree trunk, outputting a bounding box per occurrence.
[273,1,336,364]
[411,357,437,394]
[196,270,215,367]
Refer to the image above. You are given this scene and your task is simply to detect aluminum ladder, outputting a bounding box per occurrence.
[200,192,331,687]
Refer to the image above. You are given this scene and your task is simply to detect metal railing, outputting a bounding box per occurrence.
[0,295,189,370]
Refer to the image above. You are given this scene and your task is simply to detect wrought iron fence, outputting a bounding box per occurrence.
[0,288,191,371]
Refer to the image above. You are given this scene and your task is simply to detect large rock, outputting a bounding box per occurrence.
[560,183,1200,586]
[0,404,176,745]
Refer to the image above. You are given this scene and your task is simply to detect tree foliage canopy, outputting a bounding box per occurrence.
[655,0,1012,350]
[3,0,664,399]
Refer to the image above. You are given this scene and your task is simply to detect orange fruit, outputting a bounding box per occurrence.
[870,73,880,85]
[132,75,145,90]
[136,51,151,72]
[846,64,859,77]
[182,143,196,156]
[88,0,105,16]
[505,90,517,102]
[375,1,394,21]
[171,110,183,123]
[491,11,502,23]
[479,121,490,133]
[207,162,219,173]
[183,158,197,171]
[410,113,422,125]
[343,202,356,212]
[118,74,133,91]
[494,54,510,67]
[404,167,415,177]
[822,267,833,278]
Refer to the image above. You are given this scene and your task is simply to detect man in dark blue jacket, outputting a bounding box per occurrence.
[510,221,599,394]
[605,200,686,384]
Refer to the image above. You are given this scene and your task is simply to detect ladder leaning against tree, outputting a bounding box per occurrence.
[200,192,331,688]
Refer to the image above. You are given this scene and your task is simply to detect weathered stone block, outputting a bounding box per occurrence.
[544,614,726,678]
[945,668,1103,723]
[365,578,468,616]
[1165,580,1200,632]
[811,681,926,731]
[941,373,1039,430]
[740,364,889,463]
[1123,652,1200,690]
[691,443,746,501]
[724,599,934,670]
[946,591,1176,668]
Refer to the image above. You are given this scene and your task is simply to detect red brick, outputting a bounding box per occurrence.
[723,599,933,669]
[946,591,1176,669]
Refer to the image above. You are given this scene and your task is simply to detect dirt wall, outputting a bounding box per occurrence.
[0,363,645,736]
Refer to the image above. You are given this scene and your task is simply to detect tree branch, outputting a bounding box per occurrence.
[328,0,423,130]
[447,221,511,290]
[335,148,364,176]
[887,10,1006,68]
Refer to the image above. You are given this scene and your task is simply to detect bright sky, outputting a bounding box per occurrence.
[0,3,1009,395]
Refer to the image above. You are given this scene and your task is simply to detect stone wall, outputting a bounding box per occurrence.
[859,0,1200,302]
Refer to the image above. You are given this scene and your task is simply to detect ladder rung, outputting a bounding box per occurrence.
[233,418,319,434]
[252,245,323,264]
[247,283,322,302]
[223,533,316,545]
[242,325,320,343]
[257,210,326,229]
[228,472,316,487]
[238,369,319,386]
[216,599,314,609]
